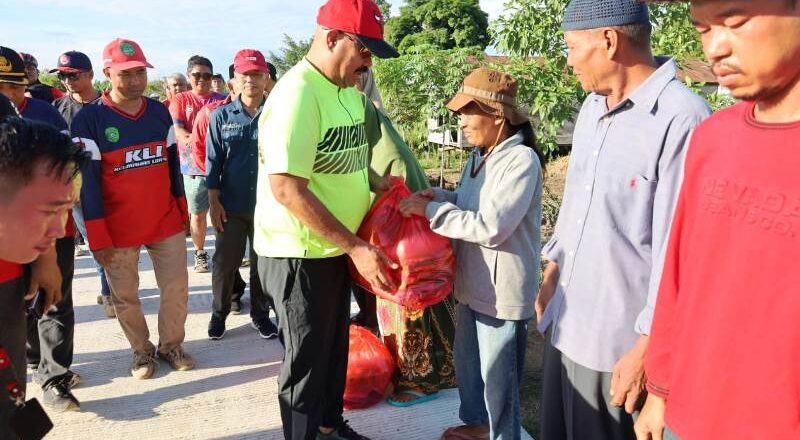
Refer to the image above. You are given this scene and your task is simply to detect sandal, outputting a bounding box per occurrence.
[440,425,490,440]
[386,390,439,407]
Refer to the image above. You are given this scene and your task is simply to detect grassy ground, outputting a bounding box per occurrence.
[424,154,571,437]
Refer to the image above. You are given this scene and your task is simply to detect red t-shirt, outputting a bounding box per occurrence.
[188,96,232,175]
[646,102,800,439]
[168,91,224,175]
[0,259,22,284]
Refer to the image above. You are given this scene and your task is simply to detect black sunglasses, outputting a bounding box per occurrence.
[342,33,371,59]
[57,72,83,81]
[190,72,213,80]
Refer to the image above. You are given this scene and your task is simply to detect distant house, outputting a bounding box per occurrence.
[428,55,720,149]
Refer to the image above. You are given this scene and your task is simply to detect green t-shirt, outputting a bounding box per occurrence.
[254,59,371,258]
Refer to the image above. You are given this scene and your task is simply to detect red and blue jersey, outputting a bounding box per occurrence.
[71,93,188,251]
[0,259,22,285]
[18,96,68,132]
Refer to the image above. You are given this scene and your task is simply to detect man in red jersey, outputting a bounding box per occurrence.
[169,55,224,274]
[72,38,194,381]
[635,1,800,439]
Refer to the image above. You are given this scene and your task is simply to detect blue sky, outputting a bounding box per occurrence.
[5,0,506,79]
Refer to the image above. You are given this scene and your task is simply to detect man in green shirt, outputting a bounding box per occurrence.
[254,1,399,439]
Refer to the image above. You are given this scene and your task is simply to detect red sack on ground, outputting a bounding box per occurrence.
[350,177,455,311]
[344,325,395,410]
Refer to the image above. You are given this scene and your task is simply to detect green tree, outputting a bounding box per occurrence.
[268,34,312,77]
[93,79,111,93]
[490,0,732,157]
[372,48,482,147]
[145,79,165,100]
[649,2,705,62]
[375,0,392,18]
[37,71,64,91]
[490,0,581,158]
[491,0,568,60]
[385,0,489,54]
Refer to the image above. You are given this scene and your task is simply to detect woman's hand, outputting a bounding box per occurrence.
[399,189,434,217]
[634,394,667,440]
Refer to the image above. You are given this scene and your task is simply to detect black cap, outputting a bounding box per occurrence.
[49,51,93,73]
[266,62,277,81]
[0,47,29,85]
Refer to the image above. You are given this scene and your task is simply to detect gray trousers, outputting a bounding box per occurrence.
[0,277,26,440]
[26,236,75,386]
[540,329,636,440]
[211,214,272,321]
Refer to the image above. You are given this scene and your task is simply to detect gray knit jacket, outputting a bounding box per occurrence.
[425,132,543,321]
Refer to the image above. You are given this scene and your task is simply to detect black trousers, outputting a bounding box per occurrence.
[351,284,377,328]
[0,277,26,440]
[26,236,75,386]
[539,328,635,440]
[258,255,351,440]
[211,215,273,321]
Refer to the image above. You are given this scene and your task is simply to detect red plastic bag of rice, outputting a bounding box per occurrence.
[350,177,455,311]
[344,325,395,410]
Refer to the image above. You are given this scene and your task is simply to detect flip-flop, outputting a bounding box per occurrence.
[386,390,439,407]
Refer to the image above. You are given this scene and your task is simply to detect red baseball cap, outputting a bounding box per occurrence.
[317,0,399,59]
[233,49,269,74]
[102,38,153,70]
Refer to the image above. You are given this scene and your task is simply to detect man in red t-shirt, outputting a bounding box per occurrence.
[168,56,224,273]
[635,1,800,439]
[0,113,88,436]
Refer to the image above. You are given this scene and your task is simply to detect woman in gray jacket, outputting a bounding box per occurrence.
[400,68,544,440]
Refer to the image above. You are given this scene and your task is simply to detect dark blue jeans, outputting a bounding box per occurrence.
[454,303,528,440]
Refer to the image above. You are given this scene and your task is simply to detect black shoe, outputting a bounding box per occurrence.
[251,318,278,339]
[194,250,210,273]
[233,275,246,296]
[65,370,81,388]
[316,420,371,440]
[208,316,226,340]
[34,369,81,388]
[230,299,243,315]
[42,377,80,412]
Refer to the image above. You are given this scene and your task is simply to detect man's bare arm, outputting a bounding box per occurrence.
[269,173,397,291]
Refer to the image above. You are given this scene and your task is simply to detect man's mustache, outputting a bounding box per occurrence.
[712,61,743,75]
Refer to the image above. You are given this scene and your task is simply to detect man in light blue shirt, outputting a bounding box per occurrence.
[535,1,711,439]
[206,50,277,341]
